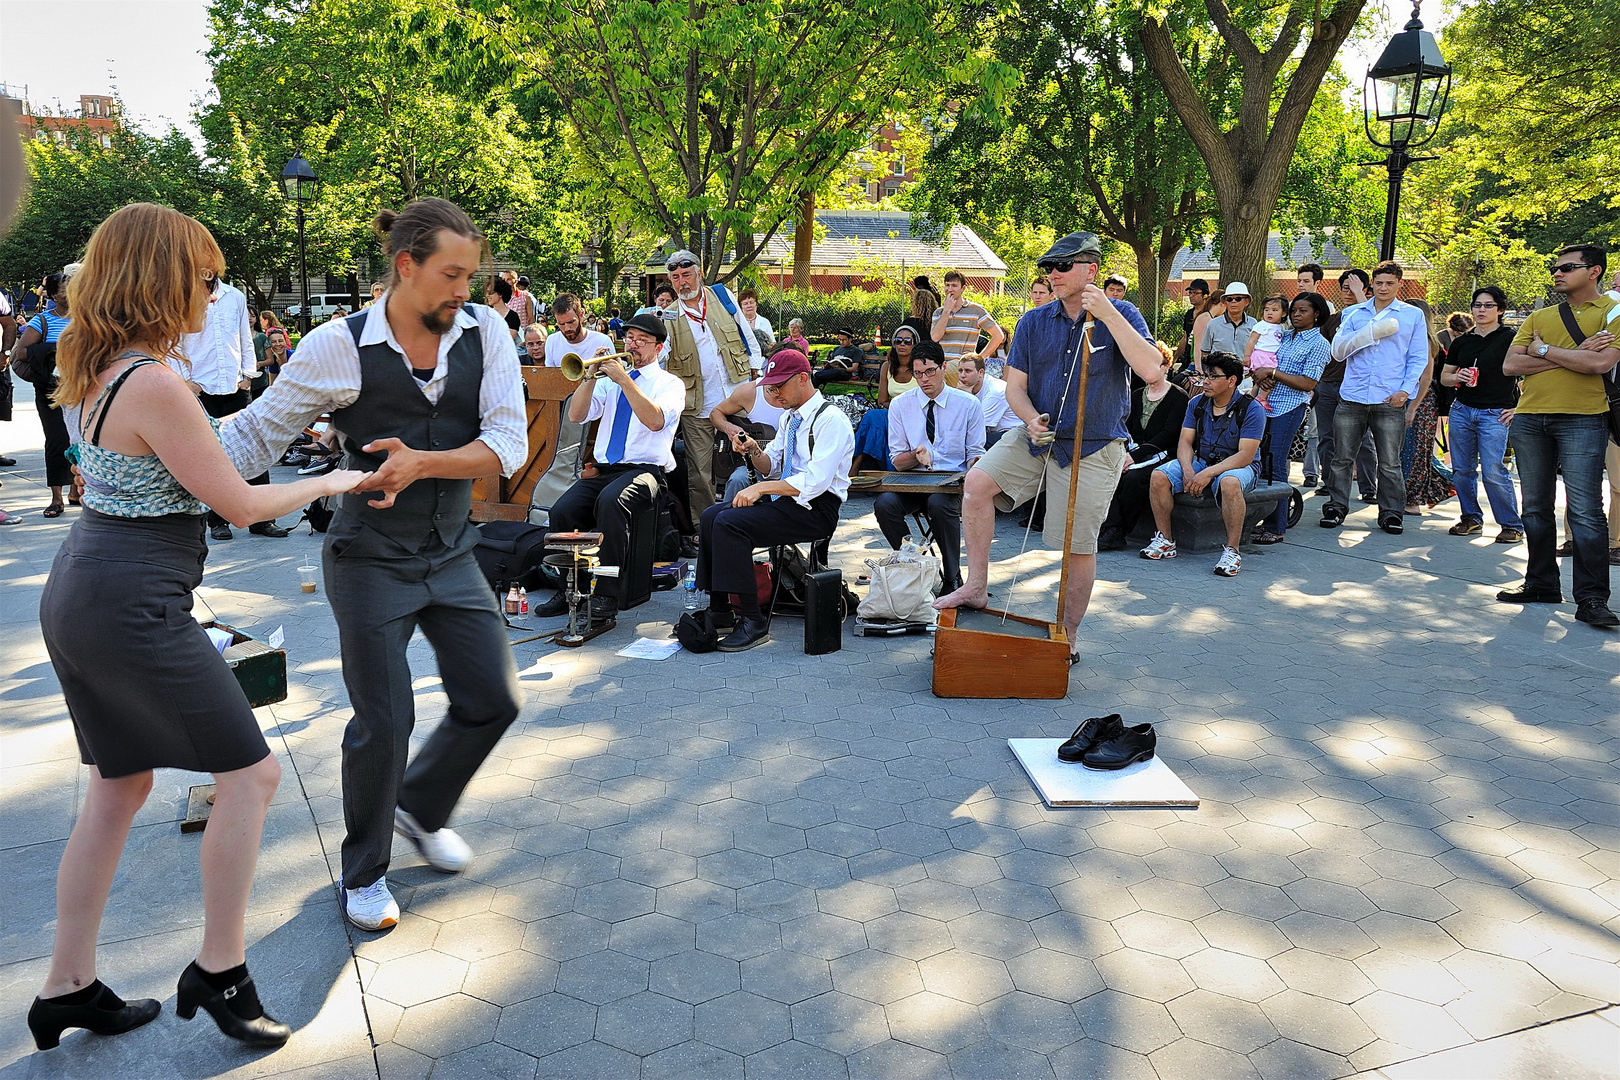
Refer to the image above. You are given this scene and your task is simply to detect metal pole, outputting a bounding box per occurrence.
[1378,145,1410,263]
[296,201,310,335]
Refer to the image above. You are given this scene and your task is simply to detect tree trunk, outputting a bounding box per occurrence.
[792,189,814,289]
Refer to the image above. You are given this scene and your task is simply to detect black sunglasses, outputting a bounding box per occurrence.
[1550,261,1592,275]
[667,260,697,271]
[1037,260,1076,274]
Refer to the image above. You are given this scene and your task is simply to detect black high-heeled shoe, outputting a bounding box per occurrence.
[27,980,160,1050]
[175,962,291,1047]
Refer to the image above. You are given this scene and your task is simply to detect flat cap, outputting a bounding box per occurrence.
[1038,231,1103,264]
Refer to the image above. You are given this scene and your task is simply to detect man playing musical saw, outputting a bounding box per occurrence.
[542,312,686,620]
[934,231,1164,656]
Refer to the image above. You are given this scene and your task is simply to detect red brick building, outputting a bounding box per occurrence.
[20,94,118,148]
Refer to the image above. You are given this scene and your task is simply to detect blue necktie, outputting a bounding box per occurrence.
[603,370,641,464]
[781,410,802,477]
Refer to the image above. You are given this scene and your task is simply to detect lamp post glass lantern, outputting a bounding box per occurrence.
[1363,1,1451,262]
[279,153,320,333]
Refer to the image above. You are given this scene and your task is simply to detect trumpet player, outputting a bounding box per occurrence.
[543,292,614,369]
[545,313,685,620]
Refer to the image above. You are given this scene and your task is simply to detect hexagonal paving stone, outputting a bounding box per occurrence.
[555,949,648,1004]
[367,949,469,1007]
[692,990,792,1056]
[979,990,1081,1055]
[883,991,987,1054]
[495,990,599,1055]
[741,1038,849,1080]
[1073,989,1182,1055]
[1113,910,1207,960]
[790,989,891,1055]
[1165,988,1279,1054]
[1181,947,1287,1002]
[1093,948,1195,1002]
[1004,948,1105,1003]
[948,909,1039,957]
[390,993,500,1059]
[916,950,1013,1005]
[594,990,693,1056]
[741,949,834,1004]
[532,1040,639,1080]
[521,911,611,961]
[427,1039,541,1080]
[830,949,924,1005]
[780,911,869,959]
[1149,1036,1262,1080]
[434,911,527,962]
[610,911,696,961]
[650,949,742,1003]
[463,950,558,1007]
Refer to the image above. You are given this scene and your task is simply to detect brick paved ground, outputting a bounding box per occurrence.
[1,382,1616,1079]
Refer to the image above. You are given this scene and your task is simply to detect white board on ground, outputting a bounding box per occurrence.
[1008,738,1199,809]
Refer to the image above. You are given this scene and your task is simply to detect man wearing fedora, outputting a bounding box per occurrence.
[661,249,765,521]
[934,232,1163,658]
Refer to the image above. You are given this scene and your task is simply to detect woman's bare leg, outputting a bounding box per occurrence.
[196,754,281,972]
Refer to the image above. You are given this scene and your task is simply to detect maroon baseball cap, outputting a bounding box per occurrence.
[758,349,810,386]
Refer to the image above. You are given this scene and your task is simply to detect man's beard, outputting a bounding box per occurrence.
[420,304,458,334]
[563,326,585,343]
[677,284,702,301]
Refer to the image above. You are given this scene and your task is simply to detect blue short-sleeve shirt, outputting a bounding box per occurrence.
[1008,298,1151,467]
[1184,393,1267,462]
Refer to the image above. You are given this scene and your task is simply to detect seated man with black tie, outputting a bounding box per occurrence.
[542,312,684,619]
[698,349,855,652]
[875,340,985,590]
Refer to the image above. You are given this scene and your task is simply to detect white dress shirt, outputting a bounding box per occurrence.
[221,296,528,478]
[975,375,1017,430]
[583,363,685,471]
[747,313,775,345]
[176,280,254,395]
[544,329,616,369]
[766,389,855,507]
[888,384,985,473]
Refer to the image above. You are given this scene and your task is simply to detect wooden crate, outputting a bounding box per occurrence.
[932,606,1071,700]
[203,622,288,708]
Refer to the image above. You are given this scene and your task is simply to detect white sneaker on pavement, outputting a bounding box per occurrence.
[342,878,399,930]
[394,807,472,873]
[1214,546,1242,577]
[1140,532,1177,560]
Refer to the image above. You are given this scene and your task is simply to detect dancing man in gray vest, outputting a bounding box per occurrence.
[222,199,527,931]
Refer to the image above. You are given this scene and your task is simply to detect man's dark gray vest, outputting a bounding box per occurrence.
[330,307,484,552]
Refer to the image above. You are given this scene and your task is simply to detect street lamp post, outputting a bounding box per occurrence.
[279,153,320,334]
[1362,1,1451,262]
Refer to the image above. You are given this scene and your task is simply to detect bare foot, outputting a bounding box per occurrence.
[933,583,988,611]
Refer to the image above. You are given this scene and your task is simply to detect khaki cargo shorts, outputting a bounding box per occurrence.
[975,425,1126,555]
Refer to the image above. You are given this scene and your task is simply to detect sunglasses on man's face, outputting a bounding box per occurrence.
[667,260,697,271]
[1550,262,1592,275]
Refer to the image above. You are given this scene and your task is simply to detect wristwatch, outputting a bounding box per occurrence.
[1536,343,1551,358]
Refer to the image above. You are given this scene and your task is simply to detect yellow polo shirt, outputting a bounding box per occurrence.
[1511,297,1618,414]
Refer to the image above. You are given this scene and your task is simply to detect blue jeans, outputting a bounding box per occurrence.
[1262,403,1308,535]
[1510,412,1610,603]
[1326,400,1407,519]
[1449,403,1522,530]
[1313,381,1378,499]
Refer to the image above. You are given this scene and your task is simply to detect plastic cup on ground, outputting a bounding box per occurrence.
[298,564,319,593]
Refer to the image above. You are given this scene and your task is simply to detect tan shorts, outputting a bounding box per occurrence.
[975,426,1126,555]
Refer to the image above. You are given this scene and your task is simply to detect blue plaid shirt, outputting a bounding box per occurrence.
[1266,327,1330,416]
[1008,298,1151,467]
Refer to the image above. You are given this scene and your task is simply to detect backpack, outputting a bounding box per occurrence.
[675,609,720,653]
[302,495,336,534]
[1191,393,1273,483]
[473,521,554,593]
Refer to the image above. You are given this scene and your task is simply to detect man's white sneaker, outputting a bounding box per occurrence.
[394,808,472,873]
[1140,532,1177,560]
[1214,546,1242,577]
[342,878,399,931]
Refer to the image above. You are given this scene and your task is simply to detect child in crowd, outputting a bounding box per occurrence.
[1245,296,1287,412]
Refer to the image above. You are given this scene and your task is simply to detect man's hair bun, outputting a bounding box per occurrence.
[373,209,398,238]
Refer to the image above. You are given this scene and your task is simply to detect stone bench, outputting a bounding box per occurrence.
[1128,480,1297,553]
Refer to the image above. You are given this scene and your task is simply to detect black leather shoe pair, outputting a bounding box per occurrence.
[1057,715,1158,771]
[588,597,619,624]
[531,591,569,618]
[1496,587,1562,604]
[717,614,770,651]
[1576,600,1620,628]
[176,961,291,1047]
[210,523,233,541]
[249,522,290,538]
[27,981,160,1050]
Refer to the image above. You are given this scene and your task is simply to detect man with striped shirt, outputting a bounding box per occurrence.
[931,270,1005,372]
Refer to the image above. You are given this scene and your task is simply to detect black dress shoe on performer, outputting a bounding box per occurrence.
[1082,723,1157,771]
[1378,514,1403,535]
[210,523,233,541]
[176,961,291,1048]
[717,614,771,652]
[249,522,290,538]
[1576,600,1620,628]
[531,591,569,618]
[707,608,738,632]
[27,980,160,1050]
[0,455,16,466]
[589,596,619,624]
[1058,714,1124,762]
[1495,587,1563,604]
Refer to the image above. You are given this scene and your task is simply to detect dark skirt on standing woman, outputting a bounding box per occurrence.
[39,507,270,778]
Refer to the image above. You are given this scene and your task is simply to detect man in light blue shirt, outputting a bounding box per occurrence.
[1320,261,1430,534]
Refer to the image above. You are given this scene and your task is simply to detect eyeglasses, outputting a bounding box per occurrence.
[892,335,917,345]
[1224,297,1249,303]
[1036,260,1074,274]
[1470,302,1499,310]
[1550,262,1592,275]
[666,260,697,271]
